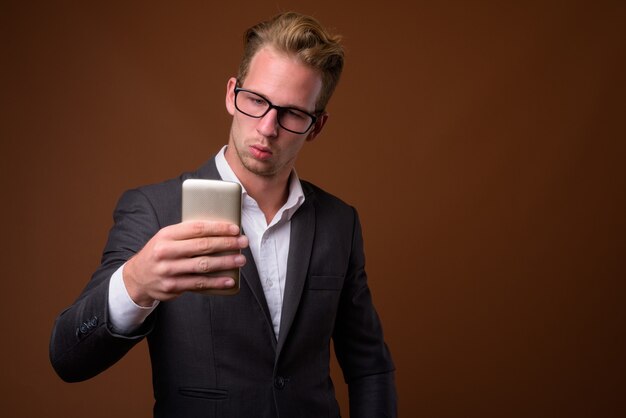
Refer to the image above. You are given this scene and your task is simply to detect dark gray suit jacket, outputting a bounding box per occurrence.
[50,157,396,418]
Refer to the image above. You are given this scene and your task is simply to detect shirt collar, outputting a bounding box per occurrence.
[215,146,305,222]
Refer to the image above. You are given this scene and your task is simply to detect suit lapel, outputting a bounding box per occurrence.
[240,247,277,345]
[196,157,317,355]
[196,156,276,346]
[276,195,316,357]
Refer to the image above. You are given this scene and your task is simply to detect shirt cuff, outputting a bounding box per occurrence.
[107,263,159,335]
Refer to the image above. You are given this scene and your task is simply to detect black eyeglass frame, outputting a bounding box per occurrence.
[233,87,318,134]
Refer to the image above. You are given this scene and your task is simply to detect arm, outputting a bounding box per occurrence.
[49,188,248,382]
[49,189,162,382]
[333,209,397,417]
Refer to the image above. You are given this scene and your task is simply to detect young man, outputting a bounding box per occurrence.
[50,12,396,418]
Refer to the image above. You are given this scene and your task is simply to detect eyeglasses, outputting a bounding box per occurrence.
[233,87,318,134]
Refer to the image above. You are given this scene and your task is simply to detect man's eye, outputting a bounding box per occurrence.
[286,109,306,120]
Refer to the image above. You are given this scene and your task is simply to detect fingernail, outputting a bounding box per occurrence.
[238,236,248,247]
[225,279,235,287]
[235,255,246,266]
[229,224,240,234]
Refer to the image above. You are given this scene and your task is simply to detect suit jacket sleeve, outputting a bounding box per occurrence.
[333,209,398,417]
[49,188,161,382]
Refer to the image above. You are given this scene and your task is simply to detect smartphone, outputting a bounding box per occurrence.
[182,179,242,295]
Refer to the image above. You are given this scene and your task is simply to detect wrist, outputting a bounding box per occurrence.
[122,260,156,307]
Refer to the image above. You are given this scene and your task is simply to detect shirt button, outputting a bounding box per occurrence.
[274,376,286,390]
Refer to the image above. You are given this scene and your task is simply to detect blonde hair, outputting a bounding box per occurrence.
[237,12,344,112]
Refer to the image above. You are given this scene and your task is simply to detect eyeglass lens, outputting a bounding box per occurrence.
[235,90,314,134]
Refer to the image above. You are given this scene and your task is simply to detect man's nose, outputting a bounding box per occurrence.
[256,108,279,138]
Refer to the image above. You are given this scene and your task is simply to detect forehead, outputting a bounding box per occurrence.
[242,46,322,110]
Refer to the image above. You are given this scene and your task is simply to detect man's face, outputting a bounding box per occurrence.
[225,46,327,181]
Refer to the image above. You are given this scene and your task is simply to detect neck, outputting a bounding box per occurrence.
[244,174,290,224]
[225,148,291,224]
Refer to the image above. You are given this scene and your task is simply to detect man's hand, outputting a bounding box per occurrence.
[122,221,248,306]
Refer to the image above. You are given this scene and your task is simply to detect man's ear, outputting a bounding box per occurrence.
[225,77,237,115]
[306,112,329,142]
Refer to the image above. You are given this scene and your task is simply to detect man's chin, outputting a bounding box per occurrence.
[241,158,277,178]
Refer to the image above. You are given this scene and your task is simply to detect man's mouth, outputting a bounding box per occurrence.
[249,145,273,161]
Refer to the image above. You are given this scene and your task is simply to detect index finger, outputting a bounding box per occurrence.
[163,220,240,240]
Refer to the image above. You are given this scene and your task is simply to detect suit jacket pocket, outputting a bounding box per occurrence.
[179,387,228,400]
[308,275,344,290]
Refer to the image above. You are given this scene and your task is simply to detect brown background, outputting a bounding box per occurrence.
[1,0,625,417]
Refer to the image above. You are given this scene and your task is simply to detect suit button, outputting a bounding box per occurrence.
[274,376,286,389]
[79,324,88,334]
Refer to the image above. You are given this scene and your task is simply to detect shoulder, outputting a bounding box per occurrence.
[300,179,357,221]
[115,158,220,225]
[126,158,218,200]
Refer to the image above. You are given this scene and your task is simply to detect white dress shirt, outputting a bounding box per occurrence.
[108,146,304,340]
